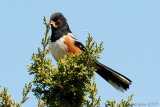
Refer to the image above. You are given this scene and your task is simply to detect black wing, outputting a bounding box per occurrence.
[69,33,86,51]
[74,41,86,52]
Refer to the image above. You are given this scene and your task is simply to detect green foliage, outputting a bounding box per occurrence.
[85,75,101,107]
[86,31,104,61]
[37,97,47,107]
[20,83,32,105]
[105,94,134,107]
[0,83,31,107]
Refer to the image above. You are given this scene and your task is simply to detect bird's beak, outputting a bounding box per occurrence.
[50,20,58,28]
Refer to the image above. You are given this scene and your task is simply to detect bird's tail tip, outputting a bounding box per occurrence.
[95,61,132,92]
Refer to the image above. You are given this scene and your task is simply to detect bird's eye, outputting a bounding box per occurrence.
[52,18,60,23]
[57,19,60,23]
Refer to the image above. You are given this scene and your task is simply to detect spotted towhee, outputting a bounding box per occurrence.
[50,12,132,92]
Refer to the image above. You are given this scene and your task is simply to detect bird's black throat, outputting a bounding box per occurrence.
[51,24,71,42]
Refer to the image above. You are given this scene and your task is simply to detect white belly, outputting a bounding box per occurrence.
[50,36,67,61]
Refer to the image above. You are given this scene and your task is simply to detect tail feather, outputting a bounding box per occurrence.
[95,62,132,92]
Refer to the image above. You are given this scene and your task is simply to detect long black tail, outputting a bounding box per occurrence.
[95,62,132,92]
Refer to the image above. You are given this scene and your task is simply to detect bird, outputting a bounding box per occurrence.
[50,12,132,92]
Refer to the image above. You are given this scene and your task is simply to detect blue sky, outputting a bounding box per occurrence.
[0,0,160,106]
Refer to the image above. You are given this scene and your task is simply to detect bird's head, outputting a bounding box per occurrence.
[50,12,67,29]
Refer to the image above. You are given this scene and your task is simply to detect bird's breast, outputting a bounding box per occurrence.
[51,35,67,61]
